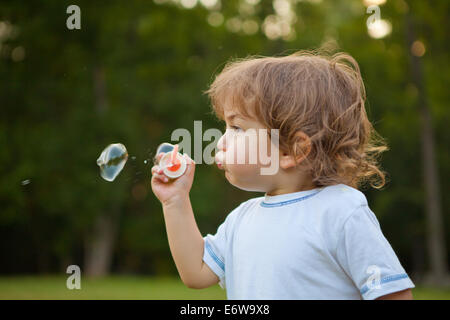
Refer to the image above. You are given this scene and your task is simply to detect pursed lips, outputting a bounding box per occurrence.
[216,161,226,171]
[215,151,225,170]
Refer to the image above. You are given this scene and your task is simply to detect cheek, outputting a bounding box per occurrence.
[223,136,258,175]
[226,133,259,160]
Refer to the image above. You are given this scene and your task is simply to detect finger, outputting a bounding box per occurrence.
[154,152,165,165]
[183,154,196,177]
[151,165,160,175]
[152,173,169,183]
[151,164,165,174]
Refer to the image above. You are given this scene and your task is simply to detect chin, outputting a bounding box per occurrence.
[225,171,266,192]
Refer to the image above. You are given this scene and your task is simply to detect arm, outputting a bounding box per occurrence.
[151,152,219,289]
[375,288,413,300]
[162,195,219,288]
[336,205,416,300]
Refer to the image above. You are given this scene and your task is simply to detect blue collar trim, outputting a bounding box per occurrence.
[260,190,323,207]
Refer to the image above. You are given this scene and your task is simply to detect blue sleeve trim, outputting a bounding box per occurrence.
[360,273,409,295]
[205,240,225,272]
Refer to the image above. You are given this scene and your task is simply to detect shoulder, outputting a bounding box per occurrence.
[223,195,264,223]
[313,184,372,240]
[320,183,368,209]
[230,196,264,216]
[318,184,369,221]
[241,195,265,209]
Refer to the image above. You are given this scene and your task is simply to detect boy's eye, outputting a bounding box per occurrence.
[228,125,243,132]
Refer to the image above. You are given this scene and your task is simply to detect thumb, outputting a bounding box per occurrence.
[183,153,195,178]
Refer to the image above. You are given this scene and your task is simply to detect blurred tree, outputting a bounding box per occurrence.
[0,0,448,285]
[405,9,448,285]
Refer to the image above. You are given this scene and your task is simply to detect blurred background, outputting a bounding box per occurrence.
[0,0,449,299]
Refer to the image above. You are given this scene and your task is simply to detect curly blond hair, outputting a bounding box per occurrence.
[204,50,389,190]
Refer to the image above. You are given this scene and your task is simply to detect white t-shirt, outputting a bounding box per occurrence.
[202,183,415,300]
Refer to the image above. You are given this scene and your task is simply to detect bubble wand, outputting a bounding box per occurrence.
[157,143,187,179]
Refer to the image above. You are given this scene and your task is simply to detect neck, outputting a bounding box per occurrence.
[266,168,317,196]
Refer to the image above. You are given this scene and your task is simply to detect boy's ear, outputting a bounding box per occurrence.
[279,131,312,170]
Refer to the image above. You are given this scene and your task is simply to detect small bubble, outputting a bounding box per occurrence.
[144,160,148,164]
[131,156,136,160]
[96,143,128,182]
[21,179,31,186]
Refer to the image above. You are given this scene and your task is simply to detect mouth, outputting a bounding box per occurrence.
[215,152,225,170]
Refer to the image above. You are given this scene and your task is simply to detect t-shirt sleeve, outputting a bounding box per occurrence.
[202,203,243,289]
[336,204,415,300]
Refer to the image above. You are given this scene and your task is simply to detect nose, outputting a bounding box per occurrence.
[217,132,226,152]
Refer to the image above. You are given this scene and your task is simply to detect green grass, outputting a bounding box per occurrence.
[410,286,450,300]
[0,276,226,300]
[0,276,449,300]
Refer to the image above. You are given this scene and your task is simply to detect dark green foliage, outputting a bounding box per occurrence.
[0,0,448,277]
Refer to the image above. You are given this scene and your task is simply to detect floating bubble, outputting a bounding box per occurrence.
[156,142,175,156]
[21,179,31,186]
[97,143,128,182]
[153,142,175,166]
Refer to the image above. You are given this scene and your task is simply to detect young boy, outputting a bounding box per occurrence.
[150,51,415,300]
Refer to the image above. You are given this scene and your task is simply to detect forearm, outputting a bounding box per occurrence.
[162,195,205,285]
[375,288,413,300]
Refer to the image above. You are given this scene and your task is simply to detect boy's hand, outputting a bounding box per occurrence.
[151,153,195,207]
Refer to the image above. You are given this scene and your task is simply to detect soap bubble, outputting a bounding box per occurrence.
[156,143,175,155]
[97,143,128,182]
[154,143,175,165]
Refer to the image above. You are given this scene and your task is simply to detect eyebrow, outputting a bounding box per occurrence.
[225,113,245,122]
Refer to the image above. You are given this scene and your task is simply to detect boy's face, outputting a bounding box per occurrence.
[215,107,279,192]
